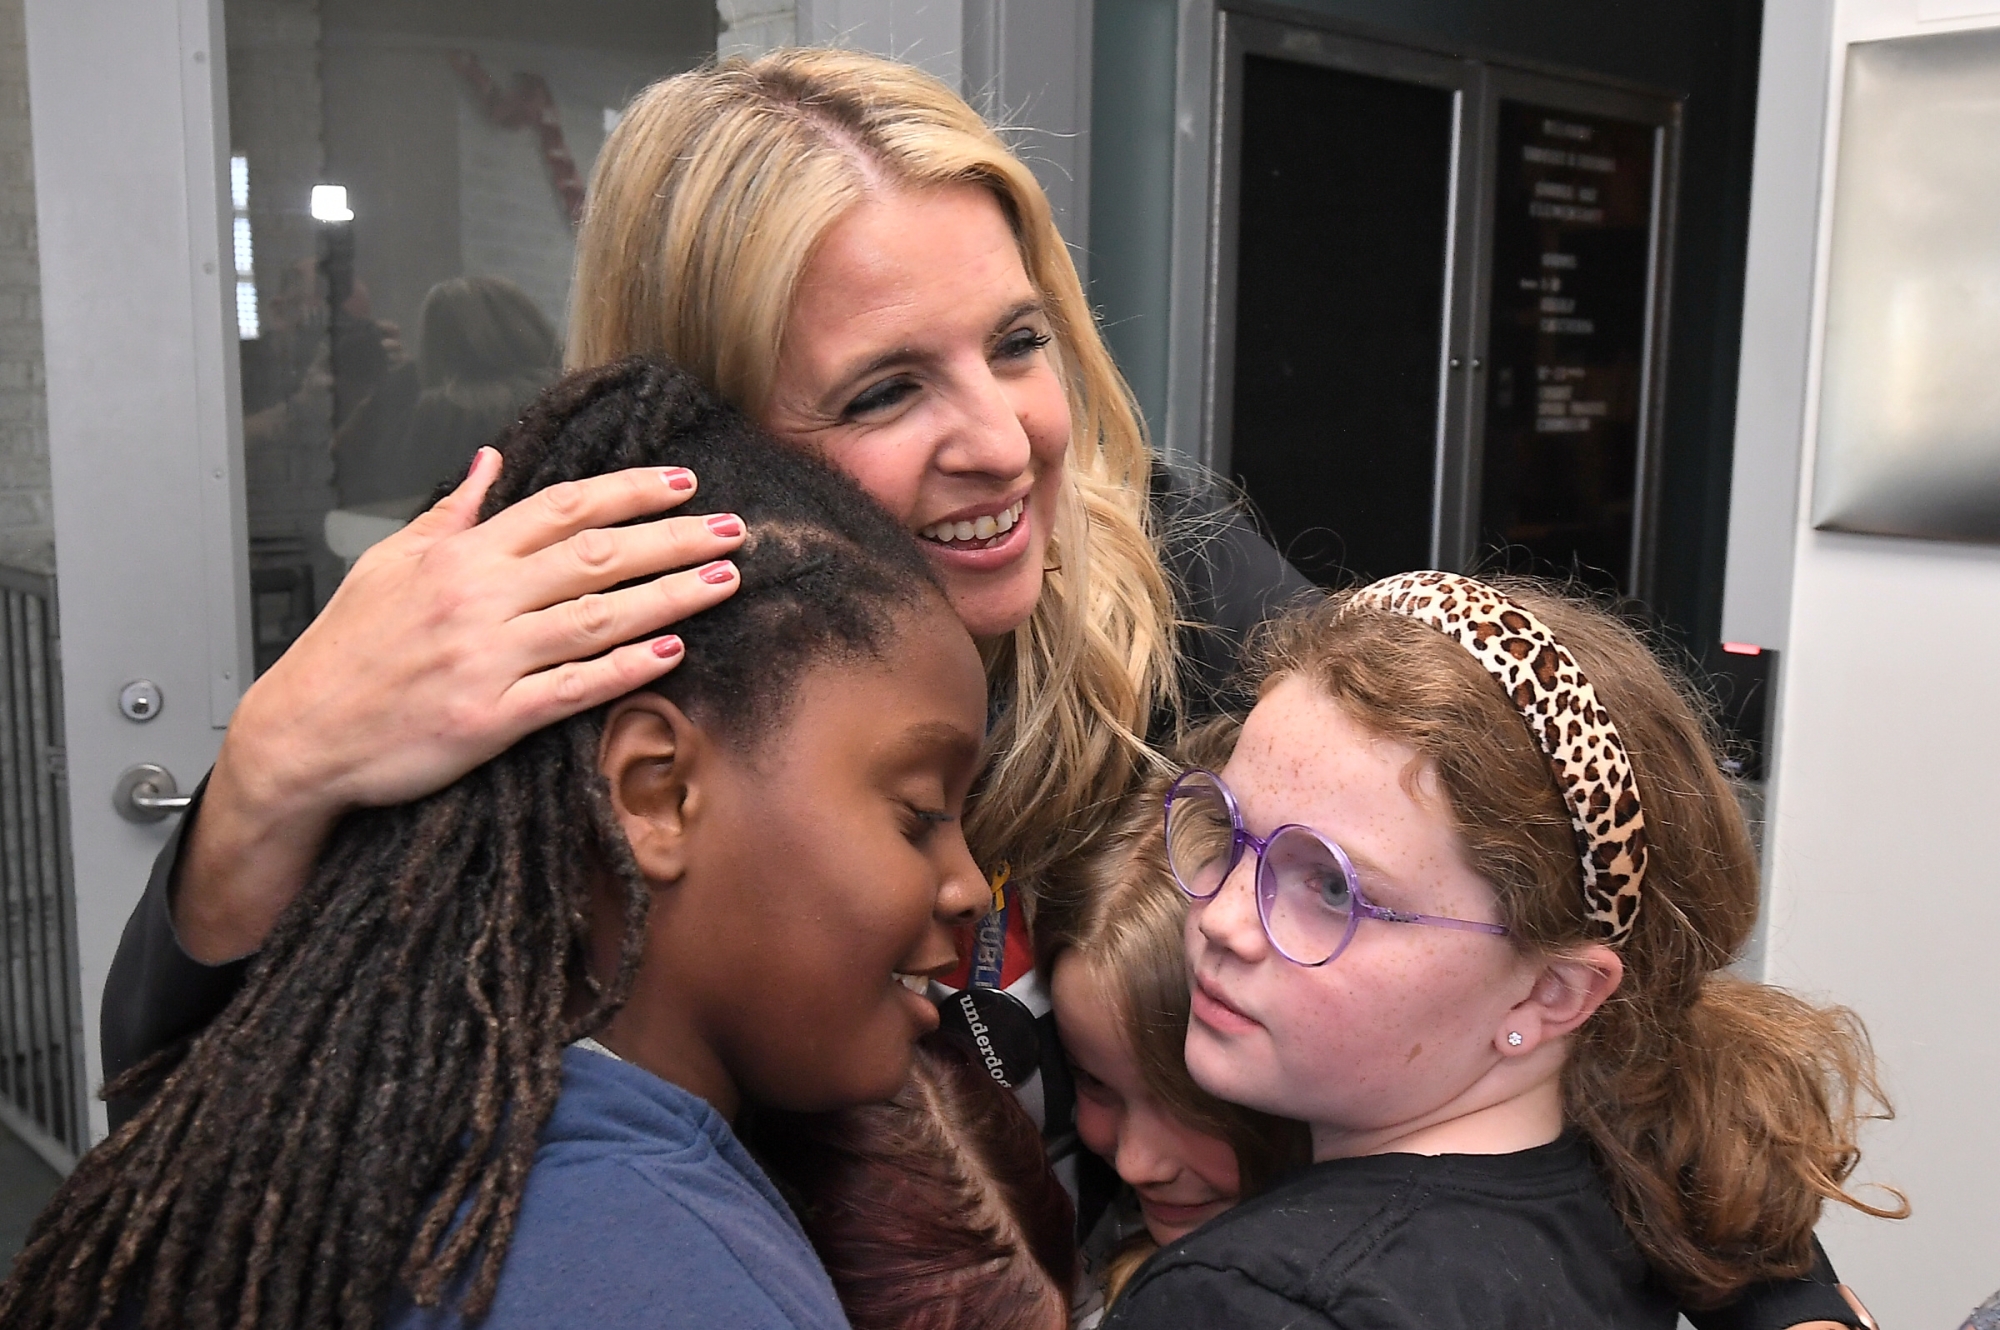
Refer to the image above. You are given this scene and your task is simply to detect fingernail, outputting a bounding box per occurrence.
[664,467,695,492]
[697,560,736,585]
[651,635,684,659]
[467,446,492,479]
[705,513,743,538]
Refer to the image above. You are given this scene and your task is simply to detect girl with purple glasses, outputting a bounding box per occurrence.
[1103,573,1899,1330]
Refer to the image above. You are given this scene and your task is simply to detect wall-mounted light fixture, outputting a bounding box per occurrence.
[309,184,353,222]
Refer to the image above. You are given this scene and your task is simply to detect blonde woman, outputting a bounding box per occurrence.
[103,47,1305,1103]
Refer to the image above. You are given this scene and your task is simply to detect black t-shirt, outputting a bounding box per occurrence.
[1105,1134,1677,1330]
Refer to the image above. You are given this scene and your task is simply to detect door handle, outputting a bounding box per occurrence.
[113,763,191,823]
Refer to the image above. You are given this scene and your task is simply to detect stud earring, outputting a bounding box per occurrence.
[1506,1031,1524,1047]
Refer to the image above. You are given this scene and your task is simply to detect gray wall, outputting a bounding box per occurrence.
[0,0,49,575]
[1745,0,2000,1319]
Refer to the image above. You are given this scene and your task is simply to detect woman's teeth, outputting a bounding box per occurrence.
[894,973,929,994]
[920,500,1024,546]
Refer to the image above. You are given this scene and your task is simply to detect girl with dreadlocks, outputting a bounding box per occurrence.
[0,357,994,1330]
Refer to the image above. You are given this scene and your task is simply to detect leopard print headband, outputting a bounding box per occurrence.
[1345,571,1647,946]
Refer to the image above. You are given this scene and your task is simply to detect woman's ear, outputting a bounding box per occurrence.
[1496,944,1623,1056]
[599,693,705,883]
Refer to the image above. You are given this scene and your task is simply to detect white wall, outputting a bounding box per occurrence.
[1741,0,2000,1321]
[0,0,49,573]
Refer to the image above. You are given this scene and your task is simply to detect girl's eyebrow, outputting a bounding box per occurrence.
[885,719,983,771]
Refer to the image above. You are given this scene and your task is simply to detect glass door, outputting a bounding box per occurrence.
[25,0,713,1144]
[1207,15,1480,586]
[226,0,715,671]
[1469,69,1677,601]
[1201,11,1679,597]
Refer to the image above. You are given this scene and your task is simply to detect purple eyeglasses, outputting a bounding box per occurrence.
[1164,768,1509,967]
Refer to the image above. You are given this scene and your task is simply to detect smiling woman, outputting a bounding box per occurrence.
[101,51,1276,1049]
[568,49,1182,885]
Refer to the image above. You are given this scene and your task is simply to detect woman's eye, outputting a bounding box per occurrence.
[844,376,918,419]
[995,327,1052,362]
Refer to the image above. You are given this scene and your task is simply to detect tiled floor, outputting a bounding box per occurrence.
[0,1119,61,1264]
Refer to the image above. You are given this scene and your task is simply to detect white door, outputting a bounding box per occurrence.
[23,0,718,1144]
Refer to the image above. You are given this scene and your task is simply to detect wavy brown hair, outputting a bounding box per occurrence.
[570,47,1176,888]
[753,1035,1077,1330]
[1253,580,1905,1309]
[1038,720,1312,1303]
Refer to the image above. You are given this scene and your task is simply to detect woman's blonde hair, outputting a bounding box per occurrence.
[1253,580,1905,1308]
[1038,720,1313,1305]
[570,48,1174,884]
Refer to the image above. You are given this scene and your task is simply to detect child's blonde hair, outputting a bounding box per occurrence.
[1039,719,1312,1302]
[1253,579,1904,1308]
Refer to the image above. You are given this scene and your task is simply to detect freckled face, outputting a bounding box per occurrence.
[761,185,1071,640]
[1181,676,1531,1156]
[1052,954,1241,1245]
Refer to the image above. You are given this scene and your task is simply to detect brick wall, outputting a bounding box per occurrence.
[0,0,51,576]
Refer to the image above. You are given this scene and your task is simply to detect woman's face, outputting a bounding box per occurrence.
[626,600,992,1115]
[1051,953,1242,1245]
[1181,675,1537,1160]
[762,185,1071,640]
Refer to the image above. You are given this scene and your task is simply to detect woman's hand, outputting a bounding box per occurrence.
[173,447,746,963]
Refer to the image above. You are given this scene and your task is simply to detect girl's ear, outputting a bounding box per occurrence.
[1496,945,1623,1056]
[598,693,705,883]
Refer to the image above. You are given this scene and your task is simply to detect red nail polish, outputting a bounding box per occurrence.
[698,560,736,585]
[705,513,743,538]
[664,468,695,492]
[651,635,683,659]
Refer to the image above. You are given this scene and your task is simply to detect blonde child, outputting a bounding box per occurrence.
[1036,728,1309,1319]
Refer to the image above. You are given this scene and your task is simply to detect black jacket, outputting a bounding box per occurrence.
[1106,1135,1858,1330]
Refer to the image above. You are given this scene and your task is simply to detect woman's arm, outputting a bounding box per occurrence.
[1680,1223,1868,1326]
[100,449,744,1086]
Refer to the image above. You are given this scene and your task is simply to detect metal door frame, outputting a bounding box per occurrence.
[1468,66,1680,602]
[1202,12,1481,571]
[24,0,249,1143]
[1168,1,1684,593]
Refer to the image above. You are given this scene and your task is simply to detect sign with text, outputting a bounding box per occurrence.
[1481,102,1659,592]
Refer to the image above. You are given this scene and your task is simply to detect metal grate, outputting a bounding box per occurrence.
[0,563,83,1168]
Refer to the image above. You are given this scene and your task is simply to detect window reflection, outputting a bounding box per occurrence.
[224,0,715,673]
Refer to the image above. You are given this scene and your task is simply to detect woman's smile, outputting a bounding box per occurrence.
[763,185,1071,640]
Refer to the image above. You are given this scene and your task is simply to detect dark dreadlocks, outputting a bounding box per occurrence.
[0,358,941,1330]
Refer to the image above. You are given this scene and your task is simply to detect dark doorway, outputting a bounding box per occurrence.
[1207,13,1678,597]
[1228,54,1455,585]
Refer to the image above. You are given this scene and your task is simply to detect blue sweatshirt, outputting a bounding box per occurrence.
[385,1045,850,1330]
